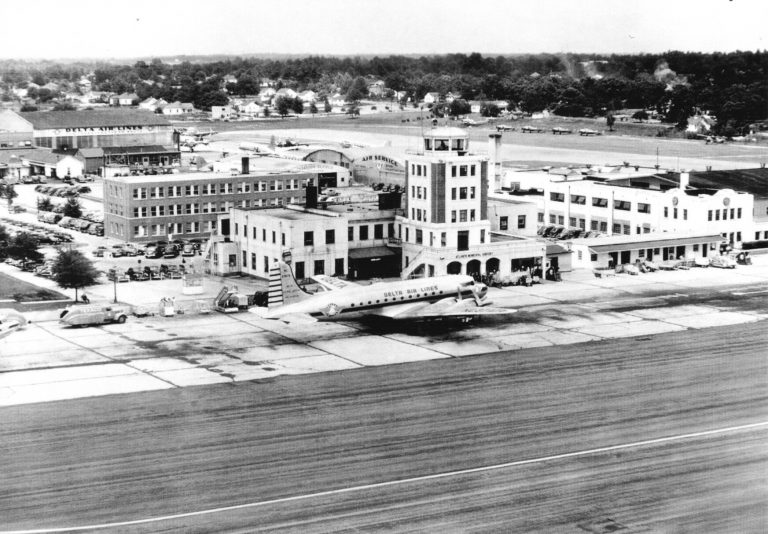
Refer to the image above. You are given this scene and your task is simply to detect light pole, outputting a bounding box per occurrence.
[112,265,117,303]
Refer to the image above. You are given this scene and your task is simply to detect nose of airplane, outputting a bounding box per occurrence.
[474,283,488,299]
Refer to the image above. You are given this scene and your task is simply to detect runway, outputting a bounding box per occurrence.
[2,321,766,532]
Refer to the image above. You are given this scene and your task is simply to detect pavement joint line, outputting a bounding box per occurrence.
[35,322,181,389]
[5,420,767,534]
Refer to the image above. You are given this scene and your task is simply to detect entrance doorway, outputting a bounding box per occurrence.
[486,257,500,274]
[620,250,631,264]
[447,261,462,275]
[466,259,481,277]
[457,231,469,251]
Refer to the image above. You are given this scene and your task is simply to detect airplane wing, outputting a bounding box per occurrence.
[370,298,515,320]
[310,275,361,292]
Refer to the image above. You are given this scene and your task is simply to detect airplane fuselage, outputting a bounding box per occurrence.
[266,275,478,319]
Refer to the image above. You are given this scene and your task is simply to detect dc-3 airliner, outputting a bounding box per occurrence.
[263,261,515,322]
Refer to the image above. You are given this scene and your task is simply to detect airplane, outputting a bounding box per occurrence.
[238,141,278,156]
[578,128,601,136]
[262,261,515,322]
[0,309,28,340]
[521,125,544,133]
[551,127,573,135]
[461,118,488,127]
[496,124,515,132]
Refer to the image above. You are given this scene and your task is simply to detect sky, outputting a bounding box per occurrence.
[1,0,766,60]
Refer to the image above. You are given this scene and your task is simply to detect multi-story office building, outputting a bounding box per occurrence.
[103,158,314,243]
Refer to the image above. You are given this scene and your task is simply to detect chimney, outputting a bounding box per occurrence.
[241,156,249,175]
[488,133,502,190]
[305,179,318,209]
[680,172,689,189]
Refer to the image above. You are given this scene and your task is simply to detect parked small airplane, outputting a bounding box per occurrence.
[521,125,544,133]
[496,124,515,132]
[578,128,601,136]
[238,142,278,156]
[0,309,28,340]
[263,261,515,322]
[551,127,573,135]
[461,118,488,127]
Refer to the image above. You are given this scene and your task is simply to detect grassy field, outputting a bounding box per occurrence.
[0,272,68,307]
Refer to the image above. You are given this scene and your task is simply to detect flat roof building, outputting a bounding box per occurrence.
[103,158,318,243]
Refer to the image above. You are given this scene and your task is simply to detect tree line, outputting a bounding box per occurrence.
[1,51,766,133]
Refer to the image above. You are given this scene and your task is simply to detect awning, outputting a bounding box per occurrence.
[348,246,397,260]
[546,243,571,255]
[589,234,722,254]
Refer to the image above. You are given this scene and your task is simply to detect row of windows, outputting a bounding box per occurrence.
[131,179,306,199]
[451,186,476,200]
[549,193,648,213]
[450,164,477,178]
[410,163,428,177]
[402,227,484,247]
[236,223,393,246]
[499,215,527,230]
[128,198,299,217]
[133,220,216,237]
[707,208,743,221]
[450,209,476,223]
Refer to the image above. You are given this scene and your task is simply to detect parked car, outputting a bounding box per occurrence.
[709,255,736,269]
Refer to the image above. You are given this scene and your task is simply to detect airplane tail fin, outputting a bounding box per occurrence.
[268,261,311,309]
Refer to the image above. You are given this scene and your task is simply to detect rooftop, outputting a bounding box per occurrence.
[19,109,171,129]
[680,168,768,198]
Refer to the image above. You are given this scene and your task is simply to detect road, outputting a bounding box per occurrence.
[1,320,766,532]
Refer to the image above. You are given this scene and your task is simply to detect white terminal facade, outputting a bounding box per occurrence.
[396,127,546,278]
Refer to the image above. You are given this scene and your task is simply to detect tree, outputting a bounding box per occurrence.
[606,113,616,131]
[309,101,318,116]
[632,110,649,122]
[275,96,291,117]
[20,104,38,112]
[0,224,9,260]
[263,105,271,118]
[62,196,83,219]
[51,249,101,302]
[290,96,304,115]
[346,76,368,102]
[53,102,76,111]
[6,232,43,264]
[480,102,501,117]
[37,196,54,212]
[0,183,18,210]
[324,98,332,113]
[448,99,471,117]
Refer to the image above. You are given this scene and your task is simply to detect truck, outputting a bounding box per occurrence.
[59,305,130,327]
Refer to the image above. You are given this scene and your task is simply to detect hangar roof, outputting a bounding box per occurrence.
[19,109,171,129]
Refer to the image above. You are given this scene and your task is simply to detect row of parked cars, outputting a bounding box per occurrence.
[36,211,104,236]
[371,183,404,193]
[0,216,74,245]
[3,257,58,278]
[34,184,91,197]
[93,239,204,260]
[537,225,607,240]
[106,264,188,282]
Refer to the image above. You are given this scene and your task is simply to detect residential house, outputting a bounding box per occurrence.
[329,93,347,107]
[257,88,276,105]
[162,101,195,115]
[242,101,264,117]
[111,93,139,106]
[423,92,440,105]
[367,80,386,97]
[445,92,462,103]
[275,87,298,100]
[687,114,717,135]
[299,90,317,103]
[211,105,233,120]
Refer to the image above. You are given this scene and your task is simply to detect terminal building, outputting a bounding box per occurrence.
[395,127,547,279]
[103,158,315,243]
